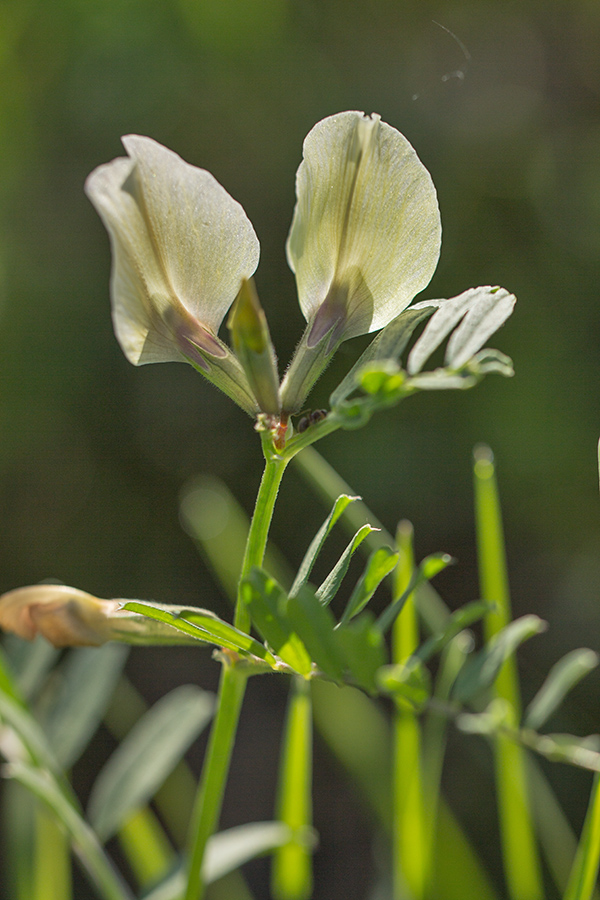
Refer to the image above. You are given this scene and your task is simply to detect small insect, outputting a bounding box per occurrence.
[297,409,327,433]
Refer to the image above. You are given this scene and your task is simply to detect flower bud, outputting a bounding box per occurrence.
[227,279,280,416]
[0,585,199,648]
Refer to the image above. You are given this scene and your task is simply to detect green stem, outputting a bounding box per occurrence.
[185,445,288,900]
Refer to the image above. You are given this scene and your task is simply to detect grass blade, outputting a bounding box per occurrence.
[43,645,129,768]
[6,762,133,900]
[563,773,600,900]
[474,444,544,900]
[391,522,427,900]
[271,677,314,900]
[88,685,214,842]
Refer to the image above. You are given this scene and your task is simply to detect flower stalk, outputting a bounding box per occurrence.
[185,439,288,900]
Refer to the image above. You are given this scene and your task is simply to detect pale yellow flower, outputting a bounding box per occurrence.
[286,111,442,348]
[85,136,260,412]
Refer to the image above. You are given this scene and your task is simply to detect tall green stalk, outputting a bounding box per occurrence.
[185,443,288,900]
[473,445,543,900]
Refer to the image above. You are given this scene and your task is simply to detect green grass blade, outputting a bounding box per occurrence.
[118,807,175,889]
[43,645,129,768]
[392,521,427,900]
[474,445,544,900]
[311,679,500,900]
[271,677,314,900]
[33,805,72,900]
[143,823,290,900]
[423,633,473,892]
[563,773,600,900]
[528,759,600,900]
[3,635,59,700]
[88,685,214,842]
[6,762,133,900]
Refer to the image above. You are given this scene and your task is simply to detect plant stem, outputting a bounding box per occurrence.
[185,446,288,900]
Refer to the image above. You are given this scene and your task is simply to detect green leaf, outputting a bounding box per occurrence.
[3,635,59,701]
[335,612,386,695]
[563,773,600,900]
[377,658,431,710]
[240,569,312,676]
[87,685,214,842]
[142,822,295,900]
[523,732,600,773]
[0,690,62,777]
[287,585,345,681]
[339,546,399,625]
[524,648,599,731]
[376,552,454,635]
[407,287,516,375]
[121,601,274,663]
[330,306,434,407]
[315,524,376,607]
[289,493,360,598]
[6,762,133,900]
[43,645,129,768]
[453,615,548,703]
[416,600,490,664]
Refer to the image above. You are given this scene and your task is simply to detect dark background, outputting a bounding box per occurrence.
[1,1,599,897]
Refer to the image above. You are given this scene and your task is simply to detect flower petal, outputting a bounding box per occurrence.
[85,137,260,365]
[121,136,260,333]
[286,111,442,341]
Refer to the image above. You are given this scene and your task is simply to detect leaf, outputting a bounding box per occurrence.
[43,645,129,768]
[240,570,312,676]
[377,659,431,710]
[524,648,599,731]
[3,635,60,701]
[141,822,296,900]
[6,762,133,900]
[315,524,377,608]
[335,612,386,694]
[453,615,548,703]
[0,690,62,776]
[416,601,490,664]
[523,732,600,773]
[339,546,399,625]
[376,552,454,635]
[287,584,345,681]
[330,306,434,407]
[407,287,516,375]
[121,601,273,663]
[87,685,214,841]
[563,773,600,900]
[289,494,360,598]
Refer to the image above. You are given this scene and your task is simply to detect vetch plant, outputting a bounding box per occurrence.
[1,111,599,900]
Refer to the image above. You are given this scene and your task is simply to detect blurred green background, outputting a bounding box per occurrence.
[1,1,600,897]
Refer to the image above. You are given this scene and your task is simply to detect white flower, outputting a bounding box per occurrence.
[286,111,442,348]
[85,136,260,412]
